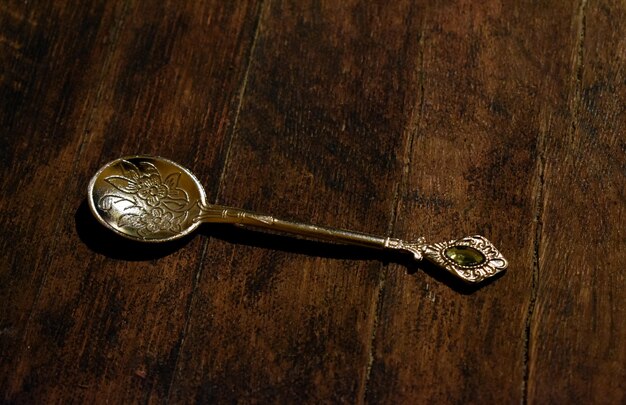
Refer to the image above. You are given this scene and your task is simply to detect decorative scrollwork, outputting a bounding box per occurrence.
[385,237,428,261]
[422,235,508,283]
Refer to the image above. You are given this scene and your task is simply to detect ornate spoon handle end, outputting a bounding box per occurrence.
[386,235,508,284]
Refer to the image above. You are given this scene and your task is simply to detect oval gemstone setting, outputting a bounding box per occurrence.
[444,245,486,267]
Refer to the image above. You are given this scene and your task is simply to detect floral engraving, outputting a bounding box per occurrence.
[140,208,186,233]
[98,160,190,238]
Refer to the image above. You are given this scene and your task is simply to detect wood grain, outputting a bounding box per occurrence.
[366,1,587,403]
[0,0,624,403]
[529,0,626,402]
[1,0,263,402]
[169,1,425,402]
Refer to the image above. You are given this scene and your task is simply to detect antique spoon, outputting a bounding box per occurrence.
[88,155,508,283]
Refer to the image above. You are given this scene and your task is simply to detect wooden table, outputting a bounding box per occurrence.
[1,1,624,403]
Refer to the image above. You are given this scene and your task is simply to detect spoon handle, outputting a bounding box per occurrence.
[195,202,508,284]
[196,202,390,249]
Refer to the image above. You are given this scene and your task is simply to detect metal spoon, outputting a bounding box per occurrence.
[88,155,508,283]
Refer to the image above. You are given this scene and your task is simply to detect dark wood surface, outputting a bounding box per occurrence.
[1,1,624,403]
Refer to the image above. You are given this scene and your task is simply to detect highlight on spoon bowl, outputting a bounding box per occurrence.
[88,155,207,242]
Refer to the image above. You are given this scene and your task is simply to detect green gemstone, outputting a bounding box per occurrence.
[444,245,486,267]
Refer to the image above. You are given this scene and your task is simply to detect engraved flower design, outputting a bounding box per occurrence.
[139,208,183,233]
[136,174,169,206]
[98,159,191,238]
[102,160,189,211]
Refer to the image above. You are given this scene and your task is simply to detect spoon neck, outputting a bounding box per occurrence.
[195,202,388,249]
[195,201,261,224]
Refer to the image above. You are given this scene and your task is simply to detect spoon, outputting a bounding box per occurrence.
[88,155,508,283]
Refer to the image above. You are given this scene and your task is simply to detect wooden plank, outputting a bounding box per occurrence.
[528,0,626,402]
[365,1,586,403]
[1,0,624,403]
[168,1,427,402]
[1,0,124,395]
[1,0,262,402]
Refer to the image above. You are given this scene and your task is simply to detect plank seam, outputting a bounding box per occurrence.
[521,117,545,405]
[522,0,587,402]
[214,1,268,205]
[570,0,588,126]
[164,1,268,402]
[359,14,425,403]
[7,1,131,398]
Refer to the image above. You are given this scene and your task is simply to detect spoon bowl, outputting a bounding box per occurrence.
[88,155,207,242]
